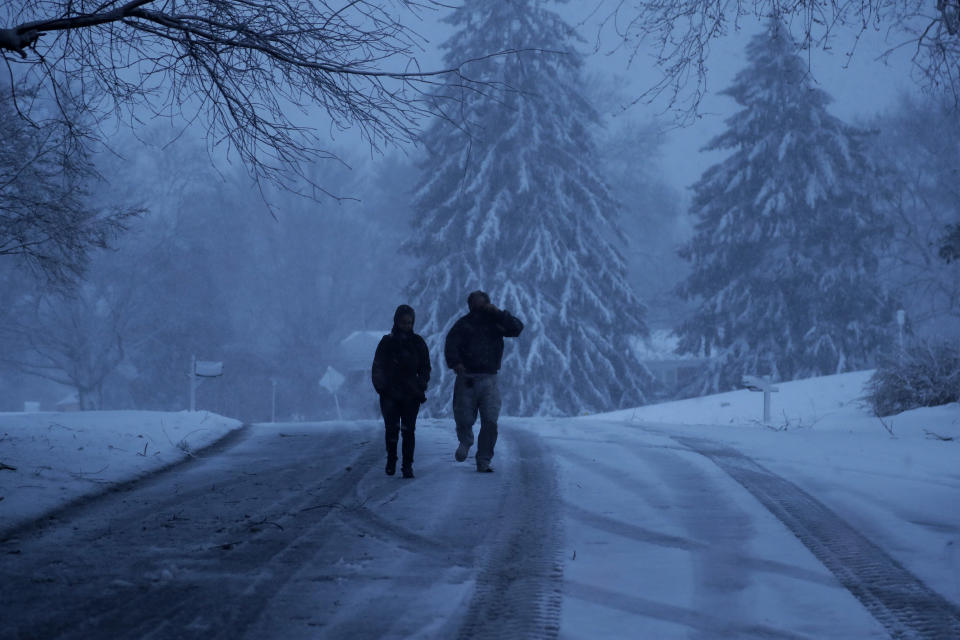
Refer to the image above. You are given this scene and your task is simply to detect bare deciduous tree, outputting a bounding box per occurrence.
[1,283,134,410]
[872,93,960,335]
[1,1,493,196]
[1,91,137,284]
[599,1,960,121]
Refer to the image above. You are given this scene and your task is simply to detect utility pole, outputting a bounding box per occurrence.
[896,309,905,360]
[189,355,197,412]
[271,379,277,423]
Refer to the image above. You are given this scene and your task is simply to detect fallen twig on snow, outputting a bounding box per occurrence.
[923,429,954,441]
[0,462,16,471]
[47,422,77,432]
[299,496,368,514]
[214,540,243,551]
[71,464,109,476]
[250,519,284,532]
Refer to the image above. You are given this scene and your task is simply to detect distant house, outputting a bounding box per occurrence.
[632,330,711,393]
[337,330,385,387]
[329,330,386,417]
[56,392,81,412]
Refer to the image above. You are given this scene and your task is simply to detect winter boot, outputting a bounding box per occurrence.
[401,465,415,479]
[385,457,397,476]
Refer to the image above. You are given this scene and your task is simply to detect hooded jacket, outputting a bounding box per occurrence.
[371,305,431,402]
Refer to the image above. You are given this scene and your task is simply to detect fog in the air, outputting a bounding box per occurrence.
[1,1,955,422]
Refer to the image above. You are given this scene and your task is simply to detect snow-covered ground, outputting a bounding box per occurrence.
[1,371,958,638]
[0,410,242,535]
[559,370,960,637]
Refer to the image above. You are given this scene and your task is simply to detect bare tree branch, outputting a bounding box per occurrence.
[1,88,139,284]
[600,1,960,122]
[1,1,509,196]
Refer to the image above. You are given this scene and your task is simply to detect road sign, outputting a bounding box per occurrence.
[319,366,345,394]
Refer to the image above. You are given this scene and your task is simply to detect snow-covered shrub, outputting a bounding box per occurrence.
[866,340,960,416]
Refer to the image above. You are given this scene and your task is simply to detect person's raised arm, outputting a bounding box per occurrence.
[486,303,523,337]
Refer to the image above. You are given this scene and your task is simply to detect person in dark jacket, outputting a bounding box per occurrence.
[444,290,523,473]
[372,304,431,478]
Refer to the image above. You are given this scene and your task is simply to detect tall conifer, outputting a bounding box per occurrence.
[676,22,895,394]
[405,0,652,416]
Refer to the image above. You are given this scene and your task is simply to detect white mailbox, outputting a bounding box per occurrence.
[742,375,779,425]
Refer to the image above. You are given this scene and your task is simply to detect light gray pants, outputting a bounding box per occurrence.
[452,373,501,466]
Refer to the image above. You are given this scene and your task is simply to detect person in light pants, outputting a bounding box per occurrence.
[444,290,523,473]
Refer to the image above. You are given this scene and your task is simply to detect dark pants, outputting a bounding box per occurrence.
[380,395,420,468]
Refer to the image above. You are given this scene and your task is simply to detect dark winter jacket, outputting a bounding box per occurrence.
[444,308,523,375]
[372,306,431,403]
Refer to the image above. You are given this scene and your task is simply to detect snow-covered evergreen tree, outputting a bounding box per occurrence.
[404,0,652,416]
[675,21,895,394]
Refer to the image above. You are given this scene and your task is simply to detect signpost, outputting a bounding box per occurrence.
[319,366,345,420]
[189,355,224,411]
[896,308,905,358]
[742,375,779,425]
[271,379,278,423]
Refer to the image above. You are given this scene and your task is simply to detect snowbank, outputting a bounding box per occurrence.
[601,370,959,440]
[0,410,242,536]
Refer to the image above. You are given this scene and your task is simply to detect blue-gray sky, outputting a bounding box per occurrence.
[407,3,919,201]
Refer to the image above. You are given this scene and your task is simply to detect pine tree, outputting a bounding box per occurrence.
[404,0,652,416]
[675,21,895,394]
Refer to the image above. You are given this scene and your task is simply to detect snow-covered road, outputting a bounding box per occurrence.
[550,420,960,638]
[2,400,959,639]
[0,421,564,639]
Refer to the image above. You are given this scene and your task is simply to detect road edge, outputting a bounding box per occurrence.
[0,423,251,543]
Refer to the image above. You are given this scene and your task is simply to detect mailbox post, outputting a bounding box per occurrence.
[742,375,779,425]
[189,355,224,411]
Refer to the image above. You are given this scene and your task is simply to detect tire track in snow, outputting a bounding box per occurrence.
[454,426,564,640]
[122,439,383,640]
[0,426,381,640]
[676,436,960,640]
[338,504,472,564]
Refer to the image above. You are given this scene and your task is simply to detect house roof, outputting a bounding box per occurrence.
[337,330,387,372]
[56,392,79,406]
[631,330,706,362]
